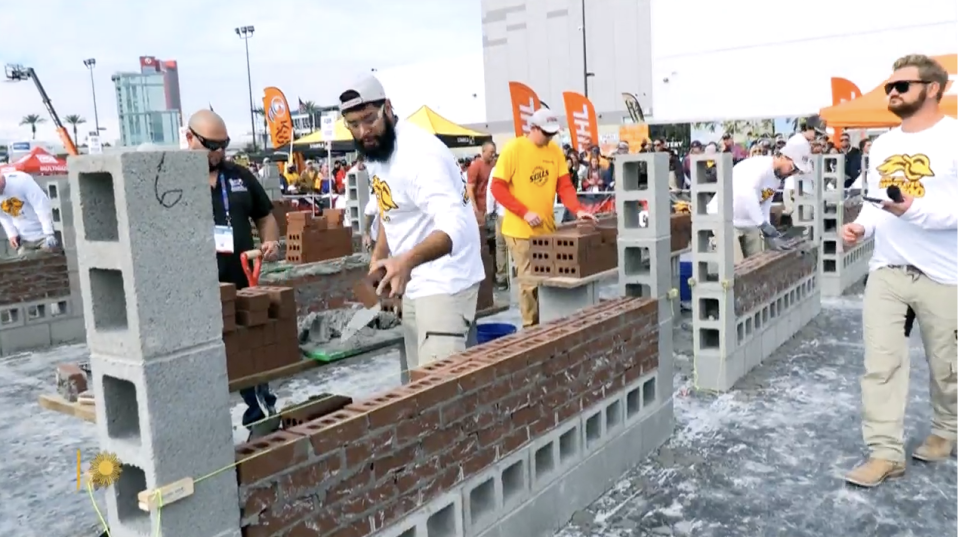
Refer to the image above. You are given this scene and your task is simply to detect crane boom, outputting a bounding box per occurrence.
[5,65,79,156]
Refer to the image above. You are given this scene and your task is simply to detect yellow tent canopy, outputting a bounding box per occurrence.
[820,54,957,128]
[293,120,354,145]
[405,106,493,148]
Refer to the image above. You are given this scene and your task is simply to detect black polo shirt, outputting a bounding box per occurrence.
[211,162,273,290]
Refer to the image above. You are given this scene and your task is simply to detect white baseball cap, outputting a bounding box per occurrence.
[780,133,813,174]
[338,75,388,113]
[529,108,561,135]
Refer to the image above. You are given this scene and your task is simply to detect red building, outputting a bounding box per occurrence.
[139,56,183,125]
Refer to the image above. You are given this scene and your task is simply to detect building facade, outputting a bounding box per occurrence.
[112,56,183,147]
[480,0,654,132]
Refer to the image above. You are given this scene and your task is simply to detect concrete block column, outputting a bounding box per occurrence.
[614,152,675,402]
[689,154,739,391]
[68,151,240,537]
[820,154,847,296]
[789,156,824,244]
[346,169,370,234]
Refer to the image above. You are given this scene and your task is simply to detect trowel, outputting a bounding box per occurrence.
[339,304,381,342]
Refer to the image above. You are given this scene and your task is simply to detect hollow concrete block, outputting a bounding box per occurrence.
[68,151,223,360]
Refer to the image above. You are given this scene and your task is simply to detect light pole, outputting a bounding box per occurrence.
[235,25,257,152]
[580,0,594,97]
[83,58,101,134]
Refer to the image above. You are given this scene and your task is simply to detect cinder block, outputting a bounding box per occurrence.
[617,237,672,298]
[49,316,86,345]
[0,322,52,355]
[91,344,239,537]
[68,151,223,360]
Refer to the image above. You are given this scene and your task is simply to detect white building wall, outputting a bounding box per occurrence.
[481,0,654,128]
[649,0,958,122]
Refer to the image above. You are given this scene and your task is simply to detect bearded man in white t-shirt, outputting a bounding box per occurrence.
[841,54,958,488]
[338,75,485,368]
[706,133,813,261]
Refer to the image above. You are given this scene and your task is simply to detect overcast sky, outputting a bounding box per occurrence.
[0,0,483,145]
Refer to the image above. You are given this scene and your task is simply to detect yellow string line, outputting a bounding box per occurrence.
[86,477,164,536]
[82,360,423,525]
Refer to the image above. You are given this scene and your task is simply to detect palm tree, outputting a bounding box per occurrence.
[301,100,317,131]
[64,115,86,144]
[20,114,46,140]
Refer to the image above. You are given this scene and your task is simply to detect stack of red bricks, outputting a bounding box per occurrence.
[233,297,660,536]
[530,219,617,278]
[0,253,70,306]
[220,283,301,381]
[285,209,352,264]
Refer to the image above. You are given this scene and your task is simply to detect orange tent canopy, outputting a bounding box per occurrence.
[819,54,956,128]
[0,147,67,175]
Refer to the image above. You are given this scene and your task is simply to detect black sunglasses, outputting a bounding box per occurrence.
[190,128,230,151]
[884,80,930,95]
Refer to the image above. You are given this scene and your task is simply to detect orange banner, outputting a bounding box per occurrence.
[618,124,649,153]
[263,87,294,149]
[562,91,599,153]
[830,77,862,106]
[508,81,541,138]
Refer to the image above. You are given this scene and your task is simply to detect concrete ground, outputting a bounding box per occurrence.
[1,287,955,537]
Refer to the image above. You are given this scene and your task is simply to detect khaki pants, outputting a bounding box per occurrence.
[494,216,508,283]
[862,266,958,462]
[504,236,538,327]
[402,283,479,369]
[734,227,764,263]
[17,238,49,259]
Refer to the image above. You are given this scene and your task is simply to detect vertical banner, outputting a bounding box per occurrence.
[508,81,541,138]
[263,87,294,150]
[621,92,646,123]
[562,91,599,153]
[829,77,862,105]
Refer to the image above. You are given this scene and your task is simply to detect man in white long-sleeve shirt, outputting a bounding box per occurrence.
[0,170,59,258]
[339,75,484,367]
[706,133,812,261]
[841,55,958,488]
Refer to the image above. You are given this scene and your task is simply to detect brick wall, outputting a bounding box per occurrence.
[235,297,659,537]
[260,254,371,317]
[733,242,819,316]
[0,253,70,307]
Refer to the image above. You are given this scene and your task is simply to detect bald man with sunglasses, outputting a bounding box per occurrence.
[186,110,282,439]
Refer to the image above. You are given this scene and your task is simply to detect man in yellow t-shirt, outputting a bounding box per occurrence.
[490,108,595,327]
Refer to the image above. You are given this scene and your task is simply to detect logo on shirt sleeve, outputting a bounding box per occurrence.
[760,188,775,202]
[1,197,24,217]
[372,175,398,222]
[876,154,934,197]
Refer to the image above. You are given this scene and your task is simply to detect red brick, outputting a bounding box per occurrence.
[289,410,370,457]
[280,394,352,430]
[235,431,310,485]
[277,451,344,499]
[220,283,237,302]
[55,363,87,402]
[237,309,269,327]
[236,288,271,311]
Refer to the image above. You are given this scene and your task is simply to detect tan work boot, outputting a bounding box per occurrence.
[844,458,906,487]
[912,435,956,462]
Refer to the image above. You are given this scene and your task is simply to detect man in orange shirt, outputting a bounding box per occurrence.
[467,141,496,220]
[491,108,595,327]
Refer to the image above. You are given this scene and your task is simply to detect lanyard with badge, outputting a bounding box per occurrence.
[214,173,235,254]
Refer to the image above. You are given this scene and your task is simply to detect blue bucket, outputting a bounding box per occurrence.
[476,322,517,345]
[679,261,693,302]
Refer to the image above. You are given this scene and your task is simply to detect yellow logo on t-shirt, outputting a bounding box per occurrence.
[876,154,934,198]
[371,175,398,222]
[760,188,775,202]
[529,166,550,187]
[1,197,23,217]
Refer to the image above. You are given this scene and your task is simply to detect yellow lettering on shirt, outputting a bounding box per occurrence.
[876,153,934,198]
[1,197,24,218]
[760,188,775,202]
